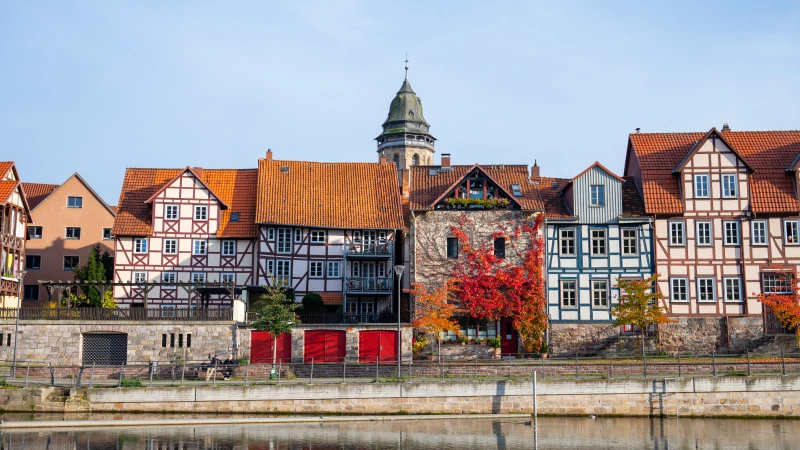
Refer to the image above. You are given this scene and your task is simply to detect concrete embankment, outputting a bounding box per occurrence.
[2,375,800,418]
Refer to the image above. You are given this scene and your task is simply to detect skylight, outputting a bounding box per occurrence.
[511,184,522,197]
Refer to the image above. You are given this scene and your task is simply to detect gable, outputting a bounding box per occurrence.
[430,166,522,209]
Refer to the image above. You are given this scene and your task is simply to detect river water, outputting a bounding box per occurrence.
[1,416,799,449]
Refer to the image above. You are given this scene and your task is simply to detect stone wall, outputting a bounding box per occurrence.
[549,322,617,356]
[658,317,764,354]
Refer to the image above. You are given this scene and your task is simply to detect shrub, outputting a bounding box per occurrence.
[486,337,501,349]
[120,378,142,388]
[301,292,325,312]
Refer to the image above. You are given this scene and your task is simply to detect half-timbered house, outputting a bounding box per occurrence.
[0,162,32,307]
[113,167,257,309]
[255,152,405,315]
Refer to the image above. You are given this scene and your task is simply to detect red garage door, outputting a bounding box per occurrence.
[359,330,397,363]
[251,331,292,364]
[304,330,346,363]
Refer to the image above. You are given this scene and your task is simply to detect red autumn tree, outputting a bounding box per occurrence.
[757,265,800,336]
[449,213,547,352]
[410,280,463,356]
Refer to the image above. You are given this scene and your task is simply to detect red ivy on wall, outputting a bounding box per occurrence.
[758,265,800,335]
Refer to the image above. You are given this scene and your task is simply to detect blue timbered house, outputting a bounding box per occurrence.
[539,162,653,324]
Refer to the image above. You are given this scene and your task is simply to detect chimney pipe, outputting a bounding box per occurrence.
[722,123,730,131]
[530,160,540,179]
[266,149,273,160]
[380,156,387,165]
[441,153,451,168]
[635,128,641,134]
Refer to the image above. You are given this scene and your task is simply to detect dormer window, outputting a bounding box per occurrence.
[590,185,605,206]
[511,184,522,197]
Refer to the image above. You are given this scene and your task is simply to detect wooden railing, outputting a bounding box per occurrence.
[1,233,24,250]
[0,307,233,321]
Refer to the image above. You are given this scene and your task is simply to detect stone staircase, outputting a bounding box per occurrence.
[595,336,658,358]
[746,335,800,355]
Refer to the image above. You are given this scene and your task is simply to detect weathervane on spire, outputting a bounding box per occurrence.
[405,53,409,80]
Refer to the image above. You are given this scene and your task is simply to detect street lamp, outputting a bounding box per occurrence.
[12,269,26,379]
[393,264,405,380]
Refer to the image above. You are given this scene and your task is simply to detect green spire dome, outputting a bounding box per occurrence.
[381,80,430,136]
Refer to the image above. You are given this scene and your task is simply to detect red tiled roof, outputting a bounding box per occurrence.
[0,181,17,204]
[628,130,800,214]
[256,160,404,230]
[0,162,13,179]
[113,168,258,237]
[621,177,647,218]
[21,182,59,210]
[409,165,543,211]
[109,205,117,214]
[319,293,343,306]
[537,177,574,219]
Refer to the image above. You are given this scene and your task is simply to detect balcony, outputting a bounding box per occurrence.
[298,311,399,325]
[1,233,24,251]
[345,242,393,259]
[345,277,392,294]
[0,277,19,297]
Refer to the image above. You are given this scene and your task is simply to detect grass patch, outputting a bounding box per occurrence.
[119,378,142,388]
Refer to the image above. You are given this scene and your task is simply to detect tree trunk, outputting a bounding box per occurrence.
[273,333,278,364]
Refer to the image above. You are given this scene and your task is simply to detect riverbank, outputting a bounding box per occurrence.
[2,375,800,418]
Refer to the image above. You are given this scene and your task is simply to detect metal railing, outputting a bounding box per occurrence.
[345,242,392,257]
[345,277,392,293]
[298,311,399,324]
[0,307,233,321]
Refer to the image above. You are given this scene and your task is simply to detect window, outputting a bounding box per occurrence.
[267,228,275,241]
[591,229,607,255]
[63,256,79,270]
[277,229,292,253]
[276,260,291,284]
[193,240,207,255]
[378,231,387,244]
[161,272,177,285]
[133,272,147,284]
[221,273,235,284]
[352,261,361,277]
[222,240,236,256]
[134,238,148,253]
[447,237,459,258]
[592,280,608,308]
[65,227,81,239]
[309,261,324,278]
[763,273,793,294]
[590,185,605,206]
[751,220,767,245]
[378,261,387,277]
[191,272,206,284]
[102,228,113,240]
[165,205,179,220]
[25,255,41,270]
[494,237,506,258]
[161,306,176,319]
[163,239,177,255]
[697,278,715,302]
[194,205,208,220]
[724,277,742,302]
[23,285,39,301]
[266,260,275,277]
[310,230,326,243]
[327,261,341,278]
[785,220,799,245]
[722,174,737,197]
[27,226,42,239]
[559,228,576,256]
[511,184,522,197]
[230,212,240,222]
[670,278,688,302]
[694,174,709,198]
[294,229,302,243]
[621,229,637,255]
[561,280,577,307]
[696,221,712,246]
[67,196,83,208]
[669,221,685,246]
[723,221,740,245]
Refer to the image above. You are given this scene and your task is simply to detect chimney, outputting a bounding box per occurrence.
[530,160,540,179]
[265,149,273,160]
[635,127,641,134]
[441,153,451,168]
[380,156,387,165]
[722,123,731,131]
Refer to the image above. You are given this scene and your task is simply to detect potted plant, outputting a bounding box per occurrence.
[539,342,549,359]
[458,335,469,346]
[486,337,502,359]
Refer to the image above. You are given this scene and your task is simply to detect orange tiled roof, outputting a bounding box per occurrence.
[113,168,258,237]
[537,177,574,219]
[319,293,343,306]
[0,181,17,204]
[409,164,544,211]
[628,130,800,214]
[0,162,13,179]
[255,160,404,230]
[21,182,59,210]
[109,205,117,214]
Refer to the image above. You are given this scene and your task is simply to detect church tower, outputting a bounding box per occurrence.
[376,62,436,173]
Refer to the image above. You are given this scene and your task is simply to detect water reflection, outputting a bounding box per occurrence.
[1,417,799,449]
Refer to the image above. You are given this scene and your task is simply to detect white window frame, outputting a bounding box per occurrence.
[592,280,609,308]
[723,220,740,245]
[161,304,176,318]
[161,272,177,287]
[163,239,177,255]
[194,205,208,221]
[670,278,688,302]
[696,221,712,246]
[378,231,387,244]
[310,230,326,243]
[721,174,738,198]
[697,277,716,302]
[589,185,605,206]
[191,272,206,284]
[693,174,709,198]
[621,228,638,256]
[134,238,148,253]
[133,271,147,284]
[277,228,292,254]
[559,228,576,256]
[102,228,113,240]
[763,272,793,295]
[165,205,179,220]
[193,239,207,255]
[294,228,302,243]
[267,228,275,241]
[266,260,275,277]
[751,220,767,246]
[784,220,799,245]
[309,261,324,278]
[723,277,742,302]
[351,261,361,277]
[590,229,607,256]
[327,261,341,278]
[221,273,235,284]
[377,261,387,277]
[67,196,83,208]
[669,221,685,246]
[221,240,236,256]
[276,260,291,285]
[561,280,577,308]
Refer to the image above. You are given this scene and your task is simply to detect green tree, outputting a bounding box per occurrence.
[251,284,299,379]
[301,292,325,312]
[73,245,109,307]
[100,250,114,281]
[612,275,672,363]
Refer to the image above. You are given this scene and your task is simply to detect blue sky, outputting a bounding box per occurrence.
[2,1,799,204]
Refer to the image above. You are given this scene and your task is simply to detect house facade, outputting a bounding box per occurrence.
[21,173,116,305]
[254,153,405,315]
[112,167,257,308]
[0,162,31,308]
